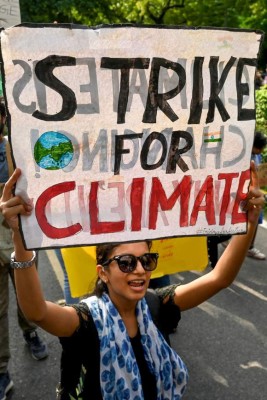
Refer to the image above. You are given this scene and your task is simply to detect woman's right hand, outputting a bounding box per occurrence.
[0,168,33,231]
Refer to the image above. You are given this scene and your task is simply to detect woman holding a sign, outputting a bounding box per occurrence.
[0,162,264,399]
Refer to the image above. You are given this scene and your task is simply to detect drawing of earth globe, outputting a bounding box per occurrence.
[34,131,74,170]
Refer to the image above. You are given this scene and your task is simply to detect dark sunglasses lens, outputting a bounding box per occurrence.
[117,255,136,272]
[140,254,158,271]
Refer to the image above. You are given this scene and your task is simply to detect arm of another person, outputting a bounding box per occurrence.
[173,161,264,312]
[0,168,80,337]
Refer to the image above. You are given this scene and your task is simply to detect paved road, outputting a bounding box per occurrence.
[7,225,267,399]
[172,225,267,399]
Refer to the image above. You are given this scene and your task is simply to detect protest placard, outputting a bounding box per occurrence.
[0,24,263,249]
[0,0,21,28]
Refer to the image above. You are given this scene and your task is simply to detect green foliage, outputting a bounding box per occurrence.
[256,86,267,133]
[256,86,267,162]
[20,0,113,25]
[261,146,267,164]
[19,0,267,29]
[19,0,267,60]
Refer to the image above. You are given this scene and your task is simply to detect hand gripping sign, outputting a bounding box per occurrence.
[0,24,263,249]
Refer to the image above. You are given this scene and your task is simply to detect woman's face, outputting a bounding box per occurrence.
[98,241,152,308]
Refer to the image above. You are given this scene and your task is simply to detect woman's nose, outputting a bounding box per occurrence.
[134,259,145,273]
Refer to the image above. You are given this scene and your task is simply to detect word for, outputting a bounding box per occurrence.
[31,124,247,175]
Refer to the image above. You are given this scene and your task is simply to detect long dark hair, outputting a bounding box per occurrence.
[92,240,152,297]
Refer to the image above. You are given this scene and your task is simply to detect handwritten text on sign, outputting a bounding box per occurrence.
[0,24,262,248]
[0,0,21,28]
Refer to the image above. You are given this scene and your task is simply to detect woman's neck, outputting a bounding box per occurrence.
[108,295,139,337]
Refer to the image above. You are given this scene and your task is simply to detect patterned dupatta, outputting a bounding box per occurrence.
[82,293,188,399]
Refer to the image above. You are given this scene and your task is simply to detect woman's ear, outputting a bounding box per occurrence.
[96,264,108,284]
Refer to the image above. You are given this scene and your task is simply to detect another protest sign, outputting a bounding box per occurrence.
[62,236,208,297]
[0,0,21,28]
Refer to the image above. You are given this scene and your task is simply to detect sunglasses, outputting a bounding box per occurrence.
[102,253,159,273]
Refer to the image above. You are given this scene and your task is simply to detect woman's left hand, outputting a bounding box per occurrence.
[244,161,265,223]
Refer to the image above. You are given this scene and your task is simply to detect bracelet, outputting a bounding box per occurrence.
[10,251,36,269]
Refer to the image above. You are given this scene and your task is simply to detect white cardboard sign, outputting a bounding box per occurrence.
[0,24,263,249]
[0,0,21,28]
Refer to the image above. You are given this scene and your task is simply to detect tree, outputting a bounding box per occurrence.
[19,0,266,58]
[20,0,113,25]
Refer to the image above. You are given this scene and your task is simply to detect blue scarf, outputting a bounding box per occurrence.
[82,293,188,399]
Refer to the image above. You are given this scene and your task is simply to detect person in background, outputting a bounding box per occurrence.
[247,131,267,260]
[261,65,267,85]
[255,69,264,90]
[0,162,264,399]
[206,234,232,269]
[0,103,48,400]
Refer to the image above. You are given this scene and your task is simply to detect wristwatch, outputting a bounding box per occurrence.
[10,251,36,269]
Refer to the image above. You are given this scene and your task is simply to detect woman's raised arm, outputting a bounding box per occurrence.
[0,168,79,337]
[173,161,265,311]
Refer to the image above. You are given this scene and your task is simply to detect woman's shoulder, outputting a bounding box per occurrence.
[146,284,182,336]
[59,301,96,343]
[147,284,181,307]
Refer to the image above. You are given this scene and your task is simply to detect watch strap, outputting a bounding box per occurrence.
[10,251,36,269]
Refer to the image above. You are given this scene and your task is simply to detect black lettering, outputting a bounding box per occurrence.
[143,58,186,123]
[140,132,167,170]
[166,131,193,173]
[188,57,204,124]
[33,55,77,121]
[236,58,257,120]
[206,56,236,123]
[101,58,150,124]
[33,60,48,115]
[114,133,143,174]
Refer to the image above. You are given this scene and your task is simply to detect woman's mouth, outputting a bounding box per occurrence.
[128,279,146,289]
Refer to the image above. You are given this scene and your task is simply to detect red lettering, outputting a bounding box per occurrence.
[231,169,250,224]
[190,175,215,226]
[35,171,249,241]
[89,181,125,234]
[35,182,82,239]
[218,172,239,225]
[149,176,192,229]
[130,178,145,231]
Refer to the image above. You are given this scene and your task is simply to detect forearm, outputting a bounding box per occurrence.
[12,228,48,323]
[0,169,80,336]
[174,218,260,312]
[212,218,259,287]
